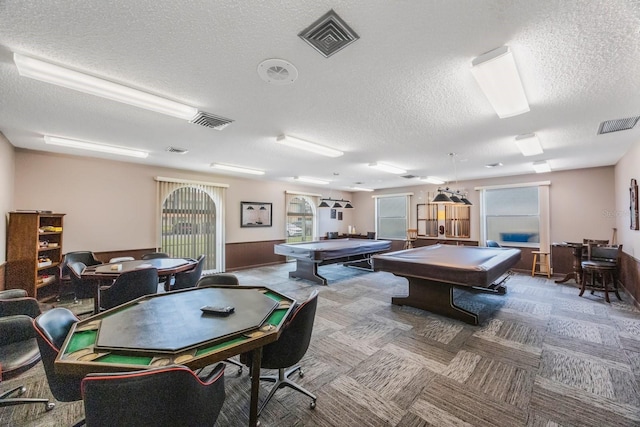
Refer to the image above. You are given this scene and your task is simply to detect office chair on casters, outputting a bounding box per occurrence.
[98,267,159,311]
[0,290,54,411]
[81,364,226,427]
[141,252,170,260]
[242,290,319,416]
[172,254,206,291]
[33,308,85,427]
[196,273,245,375]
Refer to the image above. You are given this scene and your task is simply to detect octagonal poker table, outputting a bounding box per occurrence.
[55,285,296,427]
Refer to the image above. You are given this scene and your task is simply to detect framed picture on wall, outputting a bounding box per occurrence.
[338,211,343,221]
[330,209,337,219]
[631,179,639,230]
[241,202,272,227]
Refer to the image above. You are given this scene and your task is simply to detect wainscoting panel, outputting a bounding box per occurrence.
[226,240,286,270]
[620,251,640,307]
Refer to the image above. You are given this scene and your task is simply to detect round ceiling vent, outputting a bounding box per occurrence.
[257,59,298,85]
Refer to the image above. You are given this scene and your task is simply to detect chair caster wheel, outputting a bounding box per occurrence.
[310,400,316,409]
[237,368,243,376]
[299,369,304,378]
[17,386,27,396]
[45,402,56,411]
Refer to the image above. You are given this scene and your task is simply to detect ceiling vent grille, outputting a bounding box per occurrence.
[298,10,359,58]
[401,174,417,179]
[598,116,640,134]
[190,112,234,130]
[166,146,189,154]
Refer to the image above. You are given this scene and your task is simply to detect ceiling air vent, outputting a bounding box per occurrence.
[598,116,640,134]
[401,175,417,179]
[166,146,189,154]
[190,112,234,130]
[298,10,359,58]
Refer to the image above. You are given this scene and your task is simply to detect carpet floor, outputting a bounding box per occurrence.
[1,262,639,426]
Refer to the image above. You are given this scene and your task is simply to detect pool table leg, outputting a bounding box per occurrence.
[249,347,262,427]
[289,259,328,285]
[391,277,479,325]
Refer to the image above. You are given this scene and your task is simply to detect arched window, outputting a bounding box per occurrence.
[285,192,319,243]
[156,177,227,271]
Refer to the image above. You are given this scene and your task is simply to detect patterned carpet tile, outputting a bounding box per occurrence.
[420,375,528,427]
[4,265,640,427]
[531,375,640,427]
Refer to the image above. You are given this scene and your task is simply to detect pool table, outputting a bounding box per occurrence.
[55,286,296,427]
[372,244,521,325]
[274,238,392,285]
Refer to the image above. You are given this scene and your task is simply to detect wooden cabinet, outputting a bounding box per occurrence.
[417,203,438,237]
[6,212,65,300]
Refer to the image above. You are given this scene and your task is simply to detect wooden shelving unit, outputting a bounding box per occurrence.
[444,205,470,238]
[6,211,65,300]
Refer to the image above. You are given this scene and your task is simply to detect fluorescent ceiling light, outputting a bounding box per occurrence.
[350,186,374,192]
[420,176,445,185]
[368,162,406,174]
[275,135,344,157]
[471,46,530,118]
[210,163,265,175]
[294,176,330,185]
[515,133,543,156]
[44,135,148,158]
[14,53,198,121]
[532,160,551,173]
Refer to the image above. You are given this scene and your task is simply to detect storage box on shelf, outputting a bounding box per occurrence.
[6,211,65,300]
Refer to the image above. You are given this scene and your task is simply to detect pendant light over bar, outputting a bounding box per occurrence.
[432,188,472,205]
[471,46,530,119]
[14,53,199,121]
[44,135,149,158]
[276,135,344,157]
[318,198,354,208]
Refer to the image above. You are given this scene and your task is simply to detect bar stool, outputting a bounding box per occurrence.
[404,229,418,249]
[531,250,551,278]
[580,244,622,303]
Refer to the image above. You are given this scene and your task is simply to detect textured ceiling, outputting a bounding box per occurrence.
[1,1,640,191]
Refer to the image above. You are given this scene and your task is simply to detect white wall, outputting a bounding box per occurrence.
[0,133,15,263]
[615,138,640,258]
[12,149,355,252]
[351,167,616,245]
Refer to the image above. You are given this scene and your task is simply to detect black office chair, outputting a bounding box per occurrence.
[326,232,339,239]
[242,290,319,415]
[172,254,206,291]
[366,231,376,239]
[486,240,501,247]
[196,273,240,287]
[82,364,225,426]
[0,290,55,411]
[98,267,159,311]
[195,273,245,374]
[141,252,170,260]
[33,308,85,426]
[60,251,102,300]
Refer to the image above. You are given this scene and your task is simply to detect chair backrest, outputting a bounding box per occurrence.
[367,231,376,239]
[81,364,225,426]
[261,290,319,370]
[0,289,41,318]
[141,252,170,260]
[0,315,41,378]
[587,244,622,263]
[109,256,135,263]
[486,240,501,248]
[66,261,99,300]
[33,308,84,402]
[197,273,239,287]
[327,231,339,239]
[172,255,206,291]
[100,268,159,310]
